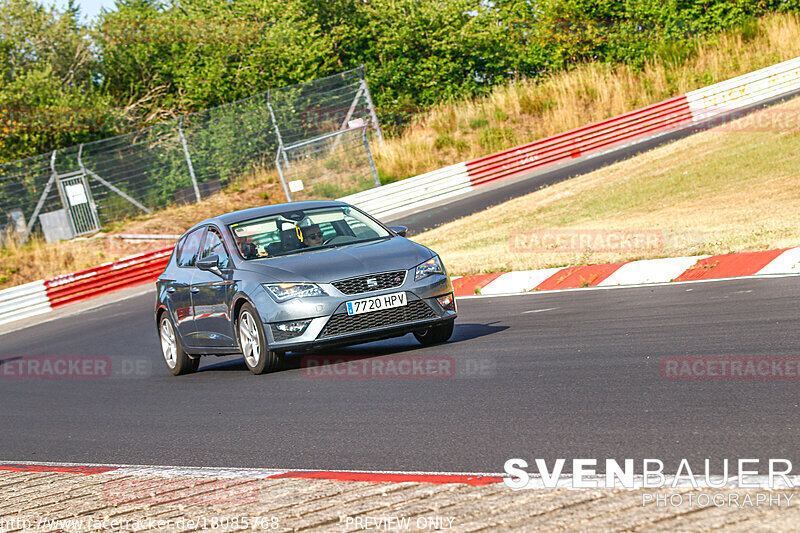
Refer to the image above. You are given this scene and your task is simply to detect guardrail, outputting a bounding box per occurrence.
[342,55,800,220]
[45,248,173,308]
[0,281,51,327]
[0,247,173,326]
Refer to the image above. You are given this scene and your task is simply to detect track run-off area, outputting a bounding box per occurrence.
[0,275,798,474]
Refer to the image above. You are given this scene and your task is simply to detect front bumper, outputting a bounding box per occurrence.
[260,273,456,352]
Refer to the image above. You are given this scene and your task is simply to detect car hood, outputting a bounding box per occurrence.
[237,237,435,283]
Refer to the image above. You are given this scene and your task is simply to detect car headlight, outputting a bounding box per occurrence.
[263,283,327,302]
[415,255,445,281]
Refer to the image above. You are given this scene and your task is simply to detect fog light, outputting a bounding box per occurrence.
[271,319,311,341]
[436,293,456,312]
[275,320,310,333]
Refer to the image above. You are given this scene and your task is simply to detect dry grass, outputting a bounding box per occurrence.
[414,96,800,275]
[374,13,800,181]
[0,170,285,288]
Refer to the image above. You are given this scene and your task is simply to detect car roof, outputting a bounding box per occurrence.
[182,200,351,236]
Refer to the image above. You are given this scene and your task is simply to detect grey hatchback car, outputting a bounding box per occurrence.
[155,201,457,375]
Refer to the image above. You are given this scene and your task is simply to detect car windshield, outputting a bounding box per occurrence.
[228,206,392,259]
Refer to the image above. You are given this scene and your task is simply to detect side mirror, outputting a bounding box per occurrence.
[389,225,408,237]
[196,254,222,276]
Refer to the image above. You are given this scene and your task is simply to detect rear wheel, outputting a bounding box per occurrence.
[159,314,199,376]
[414,320,454,346]
[238,303,280,374]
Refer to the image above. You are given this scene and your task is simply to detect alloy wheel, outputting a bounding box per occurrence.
[160,317,178,369]
[240,311,261,367]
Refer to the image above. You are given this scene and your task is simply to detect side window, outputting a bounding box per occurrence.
[177,228,204,267]
[201,229,230,268]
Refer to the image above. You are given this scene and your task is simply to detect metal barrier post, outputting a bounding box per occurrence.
[362,127,381,187]
[360,65,384,144]
[267,92,290,169]
[178,116,202,202]
[274,141,292,202]
[21,150,58,245]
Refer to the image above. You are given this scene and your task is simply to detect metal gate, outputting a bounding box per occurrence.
[56,171,100,236]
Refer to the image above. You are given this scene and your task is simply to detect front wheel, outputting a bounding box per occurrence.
[238,303,280,375]
[414,320,454,346]
[159,314,199,376]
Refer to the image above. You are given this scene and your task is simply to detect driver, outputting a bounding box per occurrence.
[301,224,324,247]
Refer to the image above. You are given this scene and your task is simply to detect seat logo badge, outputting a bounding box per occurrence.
[367,278,378,288]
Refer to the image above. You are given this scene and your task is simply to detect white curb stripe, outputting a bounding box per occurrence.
[115,466,293,479]
[597,256,709,286]
[480,268,563,294]
[756,247,800,275]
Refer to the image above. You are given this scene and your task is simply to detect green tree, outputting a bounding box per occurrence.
[0,0,119,163]
[96,0,335,120]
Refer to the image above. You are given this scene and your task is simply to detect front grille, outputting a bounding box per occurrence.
[332,271,406,295]
[320,300,436,338]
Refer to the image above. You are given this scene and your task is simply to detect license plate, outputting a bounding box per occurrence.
[346,292,407,316]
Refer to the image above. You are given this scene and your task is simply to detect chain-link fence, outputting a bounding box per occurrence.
[276,123,380,202]
[0,66,382,244]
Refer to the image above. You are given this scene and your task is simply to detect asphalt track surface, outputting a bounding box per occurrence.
[1,275,798,475]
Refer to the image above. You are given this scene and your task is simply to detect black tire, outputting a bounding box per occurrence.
[237,303,280,375]
[414,320,455,346]
[159,313,199,376]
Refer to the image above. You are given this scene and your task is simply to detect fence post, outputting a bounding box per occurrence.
[178,115,202,202]
[21,150,59,245]
[267,91,290,168]
[362,127,381,187]
[360,65,384,144]
[274,142,292,202]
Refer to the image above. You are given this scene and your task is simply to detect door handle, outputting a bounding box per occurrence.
[190,287,200,293]
[166,287,176,293]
